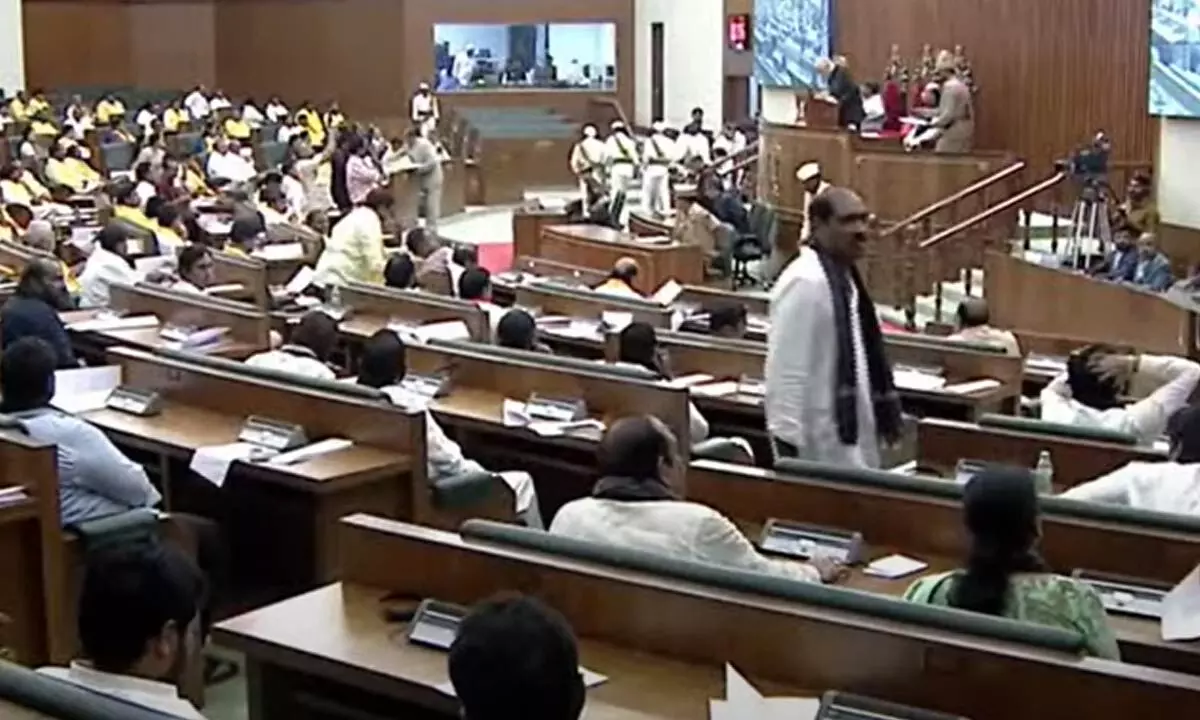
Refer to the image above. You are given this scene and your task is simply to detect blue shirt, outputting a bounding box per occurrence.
[16,409,160,525]
[1,296,76,368]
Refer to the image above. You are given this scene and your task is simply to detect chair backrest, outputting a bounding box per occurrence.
[459,519,1084,653]
[978,413,1140,445]
[427,338,659,381]
[257,141,288,171]
[0,660,179,720]
[99,143,134,173]
[150,347,386,401]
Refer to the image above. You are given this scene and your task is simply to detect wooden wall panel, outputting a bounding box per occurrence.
[834,0,1158,171]
[129,2,216,90]
[401,0,636,121]
[23,2,133,90]
[213,0,405,117]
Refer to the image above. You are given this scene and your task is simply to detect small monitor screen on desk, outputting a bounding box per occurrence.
[1073,571,1169,619]
[407,601,466,650]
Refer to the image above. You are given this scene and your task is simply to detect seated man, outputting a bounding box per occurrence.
[384,253,416,289]
[495,308,552,353]
[457,266,505,330]
[948,298,1021,355]
[1062,405,1200,514]
[205,138,256,186]
[172,245,216,295]
[1,260,77,367]
[550,416,840,583]
[449,595,585,720]
[78,224,141,309]
[0,338,161,524]
[706,302,748,339]
[356,330,541,527]
[593,257,642,299]
[408,227,454,295]
[1132,232,1173,292]
[1091,226,1137,283]
[1040,344,1200,443]
[39,543,207,719]
[245,310,338,380]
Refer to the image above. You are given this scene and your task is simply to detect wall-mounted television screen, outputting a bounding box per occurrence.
[1149,1,1200,117]
[752,0,832,89]
[433,22,617,92]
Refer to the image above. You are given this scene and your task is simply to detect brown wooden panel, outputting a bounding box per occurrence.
[128,2,216,90]
[401,0,636,121]
[23,2,134,90]
[833,0,1158,171]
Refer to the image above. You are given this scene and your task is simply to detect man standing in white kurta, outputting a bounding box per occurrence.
[764,187,902,468]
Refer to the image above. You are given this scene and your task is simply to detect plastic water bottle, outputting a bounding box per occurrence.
[1033,450,1054,494]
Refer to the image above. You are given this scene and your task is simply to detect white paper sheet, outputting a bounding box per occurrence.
[689,380,740,398]
[601,311,633,332]
[0,485,29,507]
[50,365,122,414]
[712,664,820,720]
[1163,563,1200,641]
[189,442,258,488]
[267,438,354,466]
[864,554,930,579]
[413,320,471,344]
[285,266,315,294]
[69,226,99,254]
[204,283,245,296]
[892,369,947,391]
[69,314,160,333]
[253,242,305,261]
[502,399,530,427]
[668,373,715,389]
[651,279,683,305]
[941,378,1002,395]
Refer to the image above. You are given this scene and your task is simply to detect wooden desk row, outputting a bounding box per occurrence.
[215,512,1200,720]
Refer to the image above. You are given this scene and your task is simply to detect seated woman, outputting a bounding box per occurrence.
[551,416,839,583]
[1040,345,1200,443]
[904,467,1120,659]
[356,330,541,527]
[1062,405,1200,514]
[495,309,552,353]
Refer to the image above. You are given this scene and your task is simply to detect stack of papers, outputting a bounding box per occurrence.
[189,443,263,487]
[69,314,159,333]
[668,373,715,389]
[501,399,604,438]
[892,369,946,391]
[941,378,1002,395]
[253,243,306,261]
[710,664,819,720]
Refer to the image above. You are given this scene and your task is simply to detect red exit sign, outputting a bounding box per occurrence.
[728,14,750,52]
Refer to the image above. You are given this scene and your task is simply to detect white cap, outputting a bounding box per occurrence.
[583,124,597,138]
[652,120,666,133]
[796,162,821,181]
[418,82,430,91]
[610,120,625,130]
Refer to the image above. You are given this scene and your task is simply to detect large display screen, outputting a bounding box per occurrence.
[433,22,617,92]
[752,0,832,89]
[1150,1,1200,117]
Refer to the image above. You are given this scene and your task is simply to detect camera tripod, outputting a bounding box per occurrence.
[1061,180,1112,270]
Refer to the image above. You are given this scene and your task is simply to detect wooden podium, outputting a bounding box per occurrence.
[800,91,841,130]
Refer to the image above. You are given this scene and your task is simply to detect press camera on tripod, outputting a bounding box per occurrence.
[1054,131,1113,268]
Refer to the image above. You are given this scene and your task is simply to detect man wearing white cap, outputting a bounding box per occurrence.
[641,120,676,216]
[796,162,830,242]
[411,82,440,138]
[570,125,606,207]
[604,121,639,198]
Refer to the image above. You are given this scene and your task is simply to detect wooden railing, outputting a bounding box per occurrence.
[880,160,1028,243]
[715,151,760,199]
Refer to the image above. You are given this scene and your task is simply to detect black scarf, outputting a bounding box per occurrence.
[814,247,902,446]
[592,476,677,502]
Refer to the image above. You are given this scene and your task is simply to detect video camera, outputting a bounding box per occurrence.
[1055,131,1111,188]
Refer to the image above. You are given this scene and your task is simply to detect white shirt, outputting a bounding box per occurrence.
[611,362,710,442]
[39,662,205,719]
[550,497,820,583]
[411,93,439,121]
[282,175,306,219]
[604,134,640,166]
[209,95,233,112]
[642,133,678,172]
[206,151,256,184]
[135,180,156,208]
[381,385,474,480]
[453,52,476,86]
[712,131,747,157]
[1062,461,1200,514]
[241,104,265,127]
[277,124,301,144]
[681,133,711,165]
[266,102,290,123]
[78,246,139,308]
[766,247,880,468]
[184,91,210,119]
[134,109,156,129]
[65,115,94,140]
[245,345,335,381]
[1040,355,1200,444]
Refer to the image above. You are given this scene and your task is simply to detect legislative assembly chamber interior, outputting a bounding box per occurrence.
[1,0,1200,718]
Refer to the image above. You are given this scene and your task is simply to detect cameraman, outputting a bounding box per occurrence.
[1114,172,1160,237]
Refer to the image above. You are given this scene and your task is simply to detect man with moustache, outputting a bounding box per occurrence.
[765,187,902,469]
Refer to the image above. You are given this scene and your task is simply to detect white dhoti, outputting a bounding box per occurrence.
[642,165,671,215]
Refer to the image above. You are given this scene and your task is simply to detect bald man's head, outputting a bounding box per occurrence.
[807,187,870,262]
[612,257,640,284]
[957,298,991,329]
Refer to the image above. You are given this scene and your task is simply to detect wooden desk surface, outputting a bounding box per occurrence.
[62,309,260,360]
[80,401,410,491]
[215,582,802,719]
[545,224,672,246]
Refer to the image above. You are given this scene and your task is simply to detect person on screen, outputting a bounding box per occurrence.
[453,44,477,88]
[816,58,864,130]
